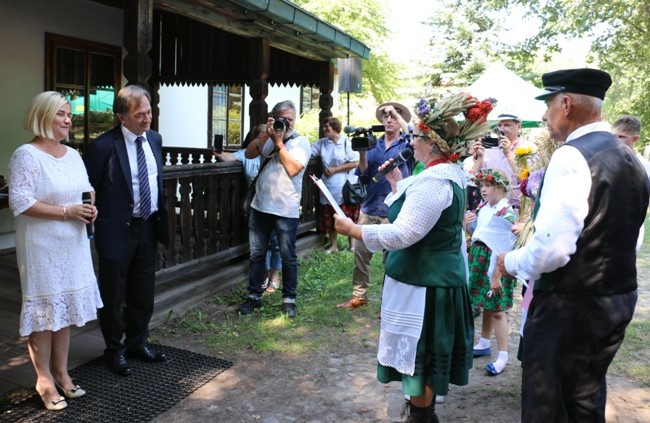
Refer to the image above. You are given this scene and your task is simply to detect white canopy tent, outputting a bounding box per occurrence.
[467,63,547,127]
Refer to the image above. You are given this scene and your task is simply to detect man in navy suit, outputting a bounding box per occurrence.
[85,84,170,376]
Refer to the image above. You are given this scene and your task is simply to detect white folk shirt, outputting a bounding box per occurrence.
[504,122,611,280]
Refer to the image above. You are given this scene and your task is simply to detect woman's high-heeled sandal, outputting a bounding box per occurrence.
[55,379,87,399]
[36,383,68,411]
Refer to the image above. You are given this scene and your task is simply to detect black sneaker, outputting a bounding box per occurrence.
[281,303,296,318]
[237,297,262,315]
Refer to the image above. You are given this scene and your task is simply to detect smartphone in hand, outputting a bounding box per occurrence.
[213,134,224,154]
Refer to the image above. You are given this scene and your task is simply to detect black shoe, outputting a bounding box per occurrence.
[401,400,438,423]
[126,345,168,363]
[105,354,133,376]
[281,303,296,318]
[237,297,262,315]
[429,405,440,423]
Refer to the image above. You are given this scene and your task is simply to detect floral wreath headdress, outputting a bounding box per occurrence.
[414,93,496,160]
[472,168,510,191]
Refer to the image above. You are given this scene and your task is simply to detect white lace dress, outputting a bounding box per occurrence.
[8,144,103,336]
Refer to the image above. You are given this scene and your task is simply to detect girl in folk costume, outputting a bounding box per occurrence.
[464,168,517,376]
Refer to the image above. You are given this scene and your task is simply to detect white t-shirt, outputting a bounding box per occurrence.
[252,132,311,218]
[234,149,261,186]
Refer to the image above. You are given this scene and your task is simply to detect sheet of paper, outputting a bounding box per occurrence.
[309,175,345,217]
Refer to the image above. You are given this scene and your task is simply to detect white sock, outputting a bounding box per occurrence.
[492,351,509,373]
[474,337,490,350]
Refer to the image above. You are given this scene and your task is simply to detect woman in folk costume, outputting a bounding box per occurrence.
[335,93,495,422]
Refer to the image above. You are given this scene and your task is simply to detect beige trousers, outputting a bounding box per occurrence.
[351,212,388,299]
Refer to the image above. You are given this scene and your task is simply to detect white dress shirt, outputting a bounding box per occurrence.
[504,122,611,280]
[121,126,159,217]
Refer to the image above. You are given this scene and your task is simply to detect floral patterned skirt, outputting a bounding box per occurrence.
[468,242,516,312]
[317,203,360,232]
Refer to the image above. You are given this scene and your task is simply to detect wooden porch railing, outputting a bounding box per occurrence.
[158,147,322,272]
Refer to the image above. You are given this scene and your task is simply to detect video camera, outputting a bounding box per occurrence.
[344,125,385,151]
[481,128,507,148]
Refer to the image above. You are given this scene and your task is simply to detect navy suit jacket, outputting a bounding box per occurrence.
[85,126,170,261]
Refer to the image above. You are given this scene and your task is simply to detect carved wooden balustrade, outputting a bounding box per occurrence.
[159,147,322,271]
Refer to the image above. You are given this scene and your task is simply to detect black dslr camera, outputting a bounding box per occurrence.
[273,117,290,132]
[345,125,385,151]
[481,128,507,148]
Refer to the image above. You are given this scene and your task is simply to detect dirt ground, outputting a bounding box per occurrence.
[151,252,650,423]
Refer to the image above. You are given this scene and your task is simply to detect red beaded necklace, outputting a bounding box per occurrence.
[425,157,451,169]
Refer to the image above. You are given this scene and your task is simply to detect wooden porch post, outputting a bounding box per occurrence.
[122,0,156,127]
[318,61,335,139]
[122,0,153,86]
[248,38,270,127]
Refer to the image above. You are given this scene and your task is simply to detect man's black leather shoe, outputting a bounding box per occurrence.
[105,354,133,376]
[126,345,168,363]
[281,303,296,318]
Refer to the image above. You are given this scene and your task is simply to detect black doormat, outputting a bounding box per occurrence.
[1,344,232,422]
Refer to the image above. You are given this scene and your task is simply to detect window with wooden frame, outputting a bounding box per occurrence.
[209,84,243,149]
[45,33,122,154]
[300,86,320,114]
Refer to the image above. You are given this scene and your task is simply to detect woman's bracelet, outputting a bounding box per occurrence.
[62,206,68,221]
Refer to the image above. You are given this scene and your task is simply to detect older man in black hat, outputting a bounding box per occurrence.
[497,68,649,422]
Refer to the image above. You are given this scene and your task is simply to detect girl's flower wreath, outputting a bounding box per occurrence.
[472,168,510,191]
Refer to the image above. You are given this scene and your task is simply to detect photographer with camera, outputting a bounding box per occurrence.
[237,100,312,318]
[337,101,415,310]
[470,113,535,208]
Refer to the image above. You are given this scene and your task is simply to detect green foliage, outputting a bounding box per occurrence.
[496,0,650,152]
[291,0,399,103]
[295,108,320,143]
[421,0,508,88]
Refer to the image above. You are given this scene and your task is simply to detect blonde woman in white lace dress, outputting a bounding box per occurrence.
[8,92,103,411]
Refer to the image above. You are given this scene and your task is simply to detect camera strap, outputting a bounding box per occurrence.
[250,132,300,188]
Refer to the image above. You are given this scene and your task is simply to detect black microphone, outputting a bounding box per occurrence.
[82,192,94,239]
[372,148,413,182]
[343,125,357,134]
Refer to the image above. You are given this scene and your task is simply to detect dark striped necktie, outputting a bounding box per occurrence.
[135,136,152,220]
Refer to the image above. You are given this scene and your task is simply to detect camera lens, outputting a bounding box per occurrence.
[273,118,288,131]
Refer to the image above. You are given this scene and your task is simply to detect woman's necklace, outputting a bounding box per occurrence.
[34,138,63,157]
[425,157,451,169]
